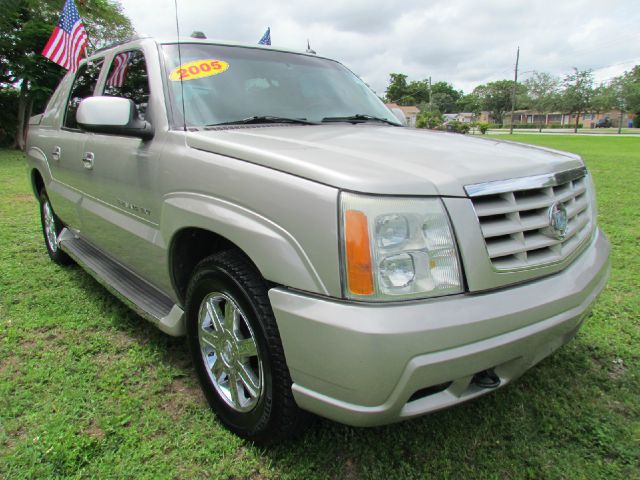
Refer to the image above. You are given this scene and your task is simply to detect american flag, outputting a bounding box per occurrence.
[106,52,131,88]
[41,0,88,72]
[258,27,271,46]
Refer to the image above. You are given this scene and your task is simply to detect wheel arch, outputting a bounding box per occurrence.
[163,193,329,305]
[31,168,45,196]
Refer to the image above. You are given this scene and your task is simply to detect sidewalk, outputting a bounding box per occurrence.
[483,129,640,137]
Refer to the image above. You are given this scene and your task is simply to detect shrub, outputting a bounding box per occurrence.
[416,110,444,129]
[446,120,471,134]
[477,123,490,134]
[0,88,18,147]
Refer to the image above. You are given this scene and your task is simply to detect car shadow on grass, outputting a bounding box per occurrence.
[59,264,635,479]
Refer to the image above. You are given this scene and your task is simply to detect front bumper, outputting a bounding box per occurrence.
[268,229,610,427]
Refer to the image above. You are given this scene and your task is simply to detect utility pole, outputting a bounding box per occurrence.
[509,46,520,134]
[428,76,433,111]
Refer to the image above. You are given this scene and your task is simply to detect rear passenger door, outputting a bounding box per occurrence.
[77,48,166,285]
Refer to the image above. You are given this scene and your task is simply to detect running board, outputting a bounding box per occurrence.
[58,229,185,336]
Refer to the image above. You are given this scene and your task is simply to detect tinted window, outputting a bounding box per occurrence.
[160,44,399,127]
[63,59,104,129]
[103,50,150,120]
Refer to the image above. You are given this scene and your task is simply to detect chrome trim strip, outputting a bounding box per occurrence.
[465,166,588,197]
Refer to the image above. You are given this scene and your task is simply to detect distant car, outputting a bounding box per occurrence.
[595,118,611,128]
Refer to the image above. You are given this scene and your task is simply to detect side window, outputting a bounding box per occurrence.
[63,59,104,129]
[103,50,150,120]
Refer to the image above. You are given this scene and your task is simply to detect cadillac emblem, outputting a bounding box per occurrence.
[547,202,568,239]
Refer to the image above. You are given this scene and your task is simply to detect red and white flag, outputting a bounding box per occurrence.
[106,52,132,87]
[41,0,88,72]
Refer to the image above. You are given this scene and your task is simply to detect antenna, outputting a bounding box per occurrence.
[306,39,316,55]
[174,0,187,132]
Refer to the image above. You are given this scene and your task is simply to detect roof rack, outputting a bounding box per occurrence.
[90,35,151,55]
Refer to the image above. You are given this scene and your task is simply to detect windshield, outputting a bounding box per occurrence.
[161,43,401,127]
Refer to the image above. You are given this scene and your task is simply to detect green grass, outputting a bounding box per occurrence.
[1,136,639,479]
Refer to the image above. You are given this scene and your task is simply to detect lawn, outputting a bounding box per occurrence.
[1,135,638,479]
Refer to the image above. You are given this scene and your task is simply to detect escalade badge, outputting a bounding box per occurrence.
[547,202,568,240]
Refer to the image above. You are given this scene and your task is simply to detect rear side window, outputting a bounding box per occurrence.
[102,50,150,120]
[63,59,104,129]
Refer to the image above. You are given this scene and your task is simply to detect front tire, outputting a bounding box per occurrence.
[186,250,308,444]
[38,191,71,265]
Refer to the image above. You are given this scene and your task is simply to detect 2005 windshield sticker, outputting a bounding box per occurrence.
[169,59,229,81]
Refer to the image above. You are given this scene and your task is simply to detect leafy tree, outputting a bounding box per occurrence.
[592,66,640,132]
[0,87,19,146]
[560,68,594,133]
[591,83,617,114]
[385,75,460,110]
[456,93,482,116]
[623,66,640,111]
[619,65,640,127]
[524,72,561,132]
[385,73,409,104]
[429,81,461,113]
[473,80,526,124]
[0,0,134,149]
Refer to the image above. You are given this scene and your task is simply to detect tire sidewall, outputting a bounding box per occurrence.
[38,191,64,262]
[186,264,274,436]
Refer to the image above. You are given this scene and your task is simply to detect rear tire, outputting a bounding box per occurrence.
[38,191,72,265]
[186,250,308,445]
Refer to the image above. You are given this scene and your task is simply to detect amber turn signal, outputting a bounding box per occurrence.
[344,210,374,295]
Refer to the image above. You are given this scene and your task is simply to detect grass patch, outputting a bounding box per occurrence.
[1,137,639,479]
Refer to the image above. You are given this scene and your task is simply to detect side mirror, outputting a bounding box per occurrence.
[77,96,154,140]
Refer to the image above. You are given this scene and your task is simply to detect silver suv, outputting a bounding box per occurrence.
[26,37,610,444]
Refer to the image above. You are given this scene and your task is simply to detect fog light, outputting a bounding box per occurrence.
[379,253,415,288]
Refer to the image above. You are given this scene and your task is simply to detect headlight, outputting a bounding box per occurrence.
[340,192,463,301]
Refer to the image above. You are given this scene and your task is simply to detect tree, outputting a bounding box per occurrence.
[592,66,640,132]
[524,72,560,132]
[560,68,594,133]
[473,80,526,124]
[456,93,482,116]
[385,75,459,110]
[619,65,640,128]
[590,82,617,116]
[0,0,134,149]
[385,73,409,104]
[429,81,462,113]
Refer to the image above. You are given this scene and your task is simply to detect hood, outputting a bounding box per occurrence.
[186,125,583,196]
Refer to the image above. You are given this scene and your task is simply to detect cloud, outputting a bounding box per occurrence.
[119,0,640,95]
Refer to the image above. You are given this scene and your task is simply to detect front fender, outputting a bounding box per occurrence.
[161,192,330,295]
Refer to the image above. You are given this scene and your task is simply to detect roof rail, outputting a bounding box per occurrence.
[90,35,151,55]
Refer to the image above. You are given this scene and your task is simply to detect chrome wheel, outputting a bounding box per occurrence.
[42,200,58,253]
[198,292,263,412]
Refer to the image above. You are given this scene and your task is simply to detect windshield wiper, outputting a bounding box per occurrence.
[208,116,318,126]
[321,114,401,126]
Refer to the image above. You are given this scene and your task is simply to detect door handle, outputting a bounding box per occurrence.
[82,152,94,170]
[52,146,61,162]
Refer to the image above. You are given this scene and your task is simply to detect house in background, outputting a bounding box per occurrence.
[443,112,477,125]
[478,111,491,123]
[504,109,635,128]
[385,103,420,127]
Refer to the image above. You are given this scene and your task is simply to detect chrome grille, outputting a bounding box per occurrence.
[465,167,593,271]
